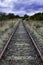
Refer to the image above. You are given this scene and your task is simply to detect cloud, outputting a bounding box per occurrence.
[0,0,43,16]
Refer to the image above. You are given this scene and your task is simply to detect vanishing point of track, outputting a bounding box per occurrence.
[0,21,43,65]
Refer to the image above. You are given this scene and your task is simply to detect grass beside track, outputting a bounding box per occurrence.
[24,20,43,46]
[0,19,20,51]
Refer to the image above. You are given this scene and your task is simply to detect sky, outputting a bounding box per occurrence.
[0,0,43,16]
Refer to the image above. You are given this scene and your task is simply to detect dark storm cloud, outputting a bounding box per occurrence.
[0,0,43,16]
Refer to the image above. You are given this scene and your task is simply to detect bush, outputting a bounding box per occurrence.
[36,24,42,28]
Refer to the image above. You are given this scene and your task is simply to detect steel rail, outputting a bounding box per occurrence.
[0,20,43,62]
[22,21,43,61]
[0,21,20,59]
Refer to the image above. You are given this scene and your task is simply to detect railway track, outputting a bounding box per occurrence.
[0,21,43,65]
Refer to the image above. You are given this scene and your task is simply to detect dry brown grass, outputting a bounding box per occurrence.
[0,19,20,49]
[24,20,43,45]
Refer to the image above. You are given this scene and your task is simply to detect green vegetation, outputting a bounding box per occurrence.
[23,14,30,21]
[0,12,21,27]
[0,13,20,21]
[35,24,42,28]
[23,12,43,21]
[24,20,43,46]
[0,19,20,53]
[0,12,43,21]
[30,13,43,20]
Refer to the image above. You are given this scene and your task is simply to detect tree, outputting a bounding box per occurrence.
[23,14,29,20]
[7,13,15,19]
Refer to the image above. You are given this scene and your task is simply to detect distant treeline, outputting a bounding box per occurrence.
[0,12,43,21]
[0,13,21,21]
[23,12,43,21]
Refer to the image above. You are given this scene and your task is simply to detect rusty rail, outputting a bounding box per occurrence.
[0,21,20,59]
[22,21,43,61]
